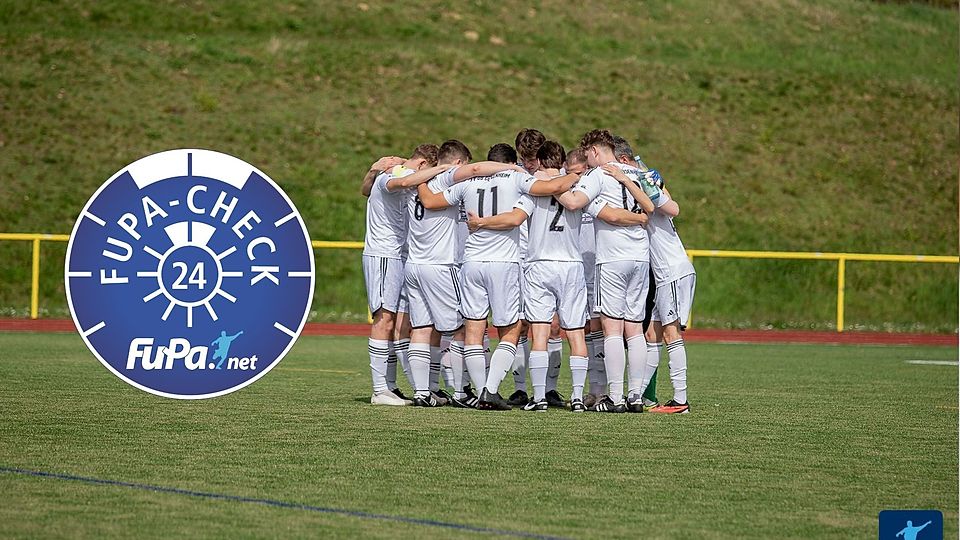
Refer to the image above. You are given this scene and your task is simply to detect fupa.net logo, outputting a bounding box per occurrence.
[65,149,314,398]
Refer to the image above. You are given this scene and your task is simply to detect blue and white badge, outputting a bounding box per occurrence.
[65,149,315,399]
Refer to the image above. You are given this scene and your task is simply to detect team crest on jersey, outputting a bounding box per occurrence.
[65,149,314,399]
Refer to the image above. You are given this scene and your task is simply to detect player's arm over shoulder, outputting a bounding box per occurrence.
[555,171,600,210]
[453,161,522,181]
[385,164,452,192]
[658,187,680,217]
[467,207,529,232]
[524,171,581,196]
[591,200,649,227]
[419,179,462,209]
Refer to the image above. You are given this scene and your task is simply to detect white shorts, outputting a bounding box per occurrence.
[595,260,650,322]
[519,260,528,319]
[524,261,588,330]
[404,263,464,332]
[460,261,522,327]
[651,274,696,329]
[363,255,404,314]
[397,285,409,315]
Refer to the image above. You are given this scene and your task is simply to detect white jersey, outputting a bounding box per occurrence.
[406,168,460,265]
[519,221,529,262]
[580,211,596,262]
[646,191,696,284]
[443,170,536,263]
[455,202,468,264]
[575,162,649,264]
[525,183,582,263]
[363,169,412,259]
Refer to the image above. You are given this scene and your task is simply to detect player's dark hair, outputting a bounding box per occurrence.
[565,147,587,167]
[579,129,616,152]
[611,134,635,159]
[487,143,518,164]
[437,139,472,164]
[515,128,546,161]
[411,144,439,167]
[536,140,566,170]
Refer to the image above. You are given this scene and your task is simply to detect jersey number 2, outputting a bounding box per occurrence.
[549,197,565,232]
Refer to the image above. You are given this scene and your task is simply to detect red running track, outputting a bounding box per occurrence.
[1,319,955,347]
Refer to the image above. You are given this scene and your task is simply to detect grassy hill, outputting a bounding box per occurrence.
[0,0,957,330]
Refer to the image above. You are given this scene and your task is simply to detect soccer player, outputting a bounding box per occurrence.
[604,164,695,414]
[612,134,660,409]
[361,155,417,401]
[508,128,547,406]
[565,148,605,409]
[362,144,444,406]
[469,141,591,411]
[555,129,653,413]
[403,140,525,407]
[418,143,579,410]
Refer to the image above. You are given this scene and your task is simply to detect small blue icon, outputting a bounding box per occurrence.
[212,330,244,369]
[879,510,942,540]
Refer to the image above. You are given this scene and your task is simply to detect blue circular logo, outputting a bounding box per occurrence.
[65,149,315,399]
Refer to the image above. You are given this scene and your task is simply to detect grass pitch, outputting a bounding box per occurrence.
[0,332,956,539]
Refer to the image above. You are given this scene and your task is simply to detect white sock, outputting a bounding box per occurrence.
[392,338,412,388]
[584,332,595,394]
[602,336,625,404]
[589,331,606,395]
[512,336,529,392]
[463,345,486,391]
[529,350,549,401]
[569,355,588,401]
[429,346,442,392]
[626,335,647,397]
[440,335,455,390]
[640,342,662,395]
[450,341,465,398]
[368,338,390,394]
[666,338,688,404]
[546,337,562,392]
[386,342,399,391]
[484,338,491,371]
[408,342,431,397]
[484,342,518,394]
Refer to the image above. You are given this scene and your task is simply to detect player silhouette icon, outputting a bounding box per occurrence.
[212,331,243,369]
[896,520,933,540]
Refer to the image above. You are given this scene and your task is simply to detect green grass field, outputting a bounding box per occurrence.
[0,0,957,330]
[0,332,956,538]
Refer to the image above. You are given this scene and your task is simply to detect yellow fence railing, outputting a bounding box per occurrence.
[2,232,957,332]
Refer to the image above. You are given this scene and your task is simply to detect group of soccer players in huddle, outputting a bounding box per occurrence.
[360,128,695,413]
